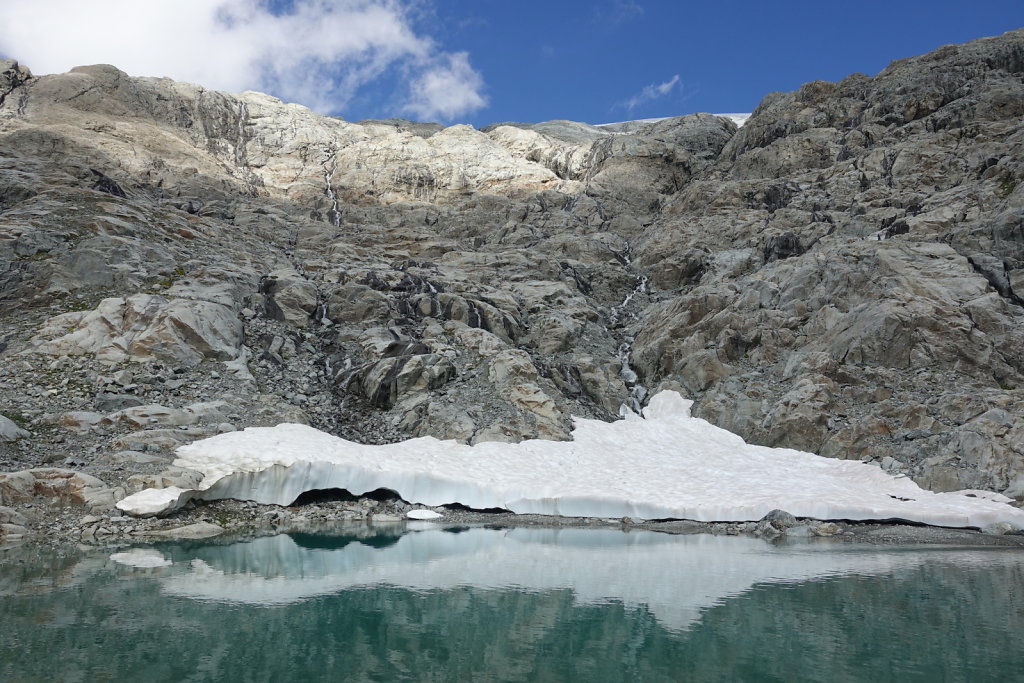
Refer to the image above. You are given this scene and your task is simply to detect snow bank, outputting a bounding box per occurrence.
[117,391,1024,529]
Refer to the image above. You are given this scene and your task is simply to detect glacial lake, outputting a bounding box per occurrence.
[1,526,1023,682]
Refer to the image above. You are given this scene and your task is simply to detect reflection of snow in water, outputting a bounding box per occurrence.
[156,528,1024,633]
[110,548,172,568]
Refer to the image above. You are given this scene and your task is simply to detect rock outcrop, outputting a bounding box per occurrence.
[1,29,1023,506]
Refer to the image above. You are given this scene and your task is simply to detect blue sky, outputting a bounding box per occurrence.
[426,0,1024,125]
[1,1,1022,126]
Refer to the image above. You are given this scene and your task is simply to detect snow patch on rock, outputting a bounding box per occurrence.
[715,113,751,127]
[116,391,1024,529]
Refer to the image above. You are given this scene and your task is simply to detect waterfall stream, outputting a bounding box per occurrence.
[322,151,341,227]
[607,246,650,417]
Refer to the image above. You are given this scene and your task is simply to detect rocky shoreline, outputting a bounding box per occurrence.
[4,491,1024,552]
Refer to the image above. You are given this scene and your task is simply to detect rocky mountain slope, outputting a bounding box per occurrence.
[1,29,1023,515]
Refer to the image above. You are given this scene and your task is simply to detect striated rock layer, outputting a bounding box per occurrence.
[2,30,1024,509]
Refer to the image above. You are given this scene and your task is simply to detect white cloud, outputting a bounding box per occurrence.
[593,0,644,26]
[619,74,681,112]
[0,0,487,120]
[403,52,487,121]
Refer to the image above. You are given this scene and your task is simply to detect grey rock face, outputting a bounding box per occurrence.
[0,29,1022,502]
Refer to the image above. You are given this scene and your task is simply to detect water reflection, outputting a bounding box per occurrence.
[2,528,1023,682]
[143,527,1020,633]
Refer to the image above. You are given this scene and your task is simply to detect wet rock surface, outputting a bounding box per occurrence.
[2,30,1024,545]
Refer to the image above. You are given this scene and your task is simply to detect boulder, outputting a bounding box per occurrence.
[0,468,122,511]
[0,415,29,441]
[31,294,242,366]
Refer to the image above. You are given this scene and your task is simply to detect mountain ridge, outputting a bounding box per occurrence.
[1,29,1023,523]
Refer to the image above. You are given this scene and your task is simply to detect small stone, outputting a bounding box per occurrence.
[753,520,782,538]
[760,509,797,528]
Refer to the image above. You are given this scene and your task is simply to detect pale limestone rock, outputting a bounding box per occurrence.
[526,312,582,354]
[97,451,169,466]
[0,415,30,441]
[445,322,505,355]
[573,356,629,416]
[505,383,560,421]
[126,467,204,495]
[0,471,34,505]
[678,350,735,394]
[31,294,242,366]
[488,350,538,385]
[0,468,119,511]
[58,411,104,433]
[0,506,28,525]
[109,429,203,452]
[102,404,196,429]
[184,401,236,423]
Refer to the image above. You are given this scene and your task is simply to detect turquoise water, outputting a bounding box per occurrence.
[1,526,1022,682]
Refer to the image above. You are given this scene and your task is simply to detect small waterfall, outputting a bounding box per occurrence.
[608,273,649,327]
[322,151,341,227]
[617,339,648,417]
[234,101,249,167]
[608,245,650,417]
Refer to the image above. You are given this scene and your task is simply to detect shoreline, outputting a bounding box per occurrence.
[4,495,1024,552]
